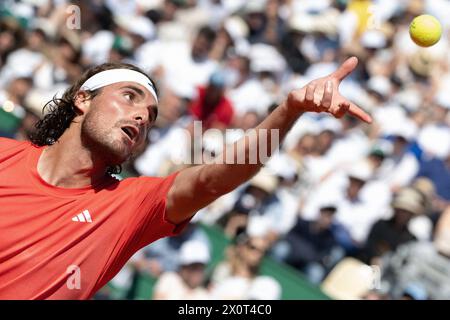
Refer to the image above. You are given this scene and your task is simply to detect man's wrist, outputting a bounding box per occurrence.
[280,98,304,119]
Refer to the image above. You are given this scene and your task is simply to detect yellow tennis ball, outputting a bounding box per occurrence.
[409,14,442,47]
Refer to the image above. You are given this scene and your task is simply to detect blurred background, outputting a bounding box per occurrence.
[1,0,450,300]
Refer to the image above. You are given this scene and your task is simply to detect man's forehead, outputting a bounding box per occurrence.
[109,81,145,92]
[108,81,158,104]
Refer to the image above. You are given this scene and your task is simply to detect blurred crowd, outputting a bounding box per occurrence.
[1,0,450,300]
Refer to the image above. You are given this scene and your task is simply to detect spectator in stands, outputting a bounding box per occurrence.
[153,240,211,300]
[189,70,234,130]
[226,54,273,120]
[417,153,450,204]
[109,222,210,299]
[271,205,340,284]
[209,232,279,299]
[218,169,281,239]
[0,18,24,68]
[301,159,390,253]
[363,187,425,264]
[0,76,33,137]
[380,207,450,300]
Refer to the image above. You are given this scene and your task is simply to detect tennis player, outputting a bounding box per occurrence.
[0,58,371,299]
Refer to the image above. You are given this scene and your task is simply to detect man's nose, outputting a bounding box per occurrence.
[133,109,149,126]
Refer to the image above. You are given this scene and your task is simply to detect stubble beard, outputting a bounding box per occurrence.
[80,110,131,167]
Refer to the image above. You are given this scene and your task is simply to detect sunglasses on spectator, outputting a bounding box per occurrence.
[246,242,265,253]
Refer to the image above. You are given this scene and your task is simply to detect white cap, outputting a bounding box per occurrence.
[136,0,163,10]
[288,13,317,33]
[249,169,278,194]
[247,276,282,300]
[373,104,417,140]
[318,117,342,133]
[157,22,187,42]
[166,74,196,99]
[29,18,57,38]
[10,2,34,19]
[82,30,115,65]
[114,15,156,40]
[266,153,297,181]
[360,30,387,49]
[347,160,373,182]
[389,118,418,141]
[418,125,450,159]
[305,62,338,80]
[243,0,267,13]
[247,216,272,238]
[179,241,210,266]
[292,0,331,14]
[367,76,392,97]
[224,16,249,40]
[249,44,287,73]
[393,88,422,112]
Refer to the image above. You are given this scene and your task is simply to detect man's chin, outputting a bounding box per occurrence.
[99,142,132,167]
[108,150,132,166]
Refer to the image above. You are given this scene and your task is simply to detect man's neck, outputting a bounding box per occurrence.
[36,130,108,189]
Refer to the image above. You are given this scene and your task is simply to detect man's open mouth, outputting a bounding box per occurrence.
[121,126,139,141]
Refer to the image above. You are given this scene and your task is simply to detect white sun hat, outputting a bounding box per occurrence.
[346,160,373,182]
[179,240,210,266]
[114,15,156,40]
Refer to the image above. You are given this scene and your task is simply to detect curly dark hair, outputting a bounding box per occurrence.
[29,62,158,175]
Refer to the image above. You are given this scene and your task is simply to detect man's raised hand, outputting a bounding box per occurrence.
[286,57,372,123]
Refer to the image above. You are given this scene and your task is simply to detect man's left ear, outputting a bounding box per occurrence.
[73,91,92,115]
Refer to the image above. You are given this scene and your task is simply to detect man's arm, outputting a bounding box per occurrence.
[165,57,372,224]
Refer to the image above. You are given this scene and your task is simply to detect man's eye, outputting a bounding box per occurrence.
[124,92,134,101]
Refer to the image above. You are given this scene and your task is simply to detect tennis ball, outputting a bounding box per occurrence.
[409,15,442,47]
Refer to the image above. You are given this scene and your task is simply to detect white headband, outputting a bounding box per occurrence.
[80,69,158,103]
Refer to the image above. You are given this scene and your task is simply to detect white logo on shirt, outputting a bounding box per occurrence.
[71,210,92,223]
